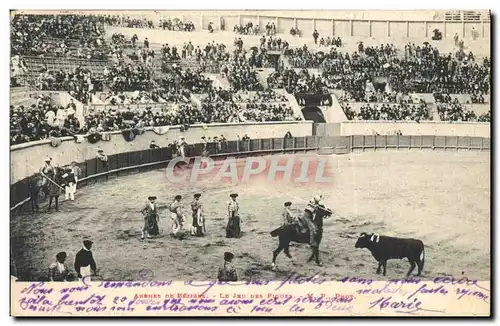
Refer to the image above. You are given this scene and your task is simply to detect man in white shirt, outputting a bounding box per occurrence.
[56,107,67,127]
[69,161,82,197]
[45,109,56,127]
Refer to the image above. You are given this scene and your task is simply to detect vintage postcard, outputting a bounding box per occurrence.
[9,9,491,317]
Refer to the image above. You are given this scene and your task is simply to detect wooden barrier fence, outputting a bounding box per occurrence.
[10,135,490,213]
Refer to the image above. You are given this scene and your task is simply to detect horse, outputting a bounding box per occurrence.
[28,167,63,212]
[270,205,332,270]
[28,173,50,212]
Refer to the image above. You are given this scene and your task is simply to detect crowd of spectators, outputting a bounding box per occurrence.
[7,95,299,143]
[160,41,231,74]
[10,95,81,145]
[199,87,296,123]
[178,68,213,93]
[233,89,288,104]
[387,45,490,95]
[159,18,195,32]
[478,110,490,122]
[267,68,327,95]
[319,37,342,48]
[227,57,264,92]
[246,47,281,69]
[232,22,277,36]
[34,66,93,104]
[289,27,301,37]
[103,90,166,105]
[434,91,487,105]
[103,15,121,27]
[195,42,231,72]
[285,45,329,68]
[120,17,155,29]
[264,22,277,36]
[111,17,195,31]
[134,47,156,67]
[11,14,107,59]
[200,101,299,123]
[351,103,430,121]
[291,42,491,102]
[436,103,477,122]
[259,36,290,52]
[10,13,492,146]
[470,93,487,104]
[234,23,260,35]
[103,62,153,92]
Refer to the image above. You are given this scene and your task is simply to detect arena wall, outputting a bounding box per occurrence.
[10,121,313,183]
[10,133,490,211]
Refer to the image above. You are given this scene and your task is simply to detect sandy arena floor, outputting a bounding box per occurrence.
[10,150,490,281]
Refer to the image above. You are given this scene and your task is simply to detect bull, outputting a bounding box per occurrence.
[354,232,425,277]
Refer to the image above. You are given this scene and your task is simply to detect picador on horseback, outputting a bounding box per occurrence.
[297,195,322,247]
[271,194,332,269]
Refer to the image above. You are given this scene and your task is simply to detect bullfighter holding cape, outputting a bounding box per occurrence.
[191,193,205,236]
[141,196,160,239]
[226,193,241,238]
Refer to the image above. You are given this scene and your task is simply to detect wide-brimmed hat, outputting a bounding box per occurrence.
[56,251,67,261]
[174,195,182,200]
[194,193,201,198]
[284,201,292,207]
[148,196,157,201]
[230,193,238,198]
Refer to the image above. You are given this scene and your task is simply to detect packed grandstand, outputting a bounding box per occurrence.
[10,13,491,145]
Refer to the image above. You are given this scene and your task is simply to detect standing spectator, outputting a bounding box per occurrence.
[56,106,67,127]
[74,240,97,280]
[144,37,149,49]
[313,30,319,45]
[69,161,82,197]
[187,41,194,57]
[45,107,56,127]
[220,17,225,31]
[182,43,187,59]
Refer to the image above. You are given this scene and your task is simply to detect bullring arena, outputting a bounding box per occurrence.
[11,150,490,281]
[10,10,490,284]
